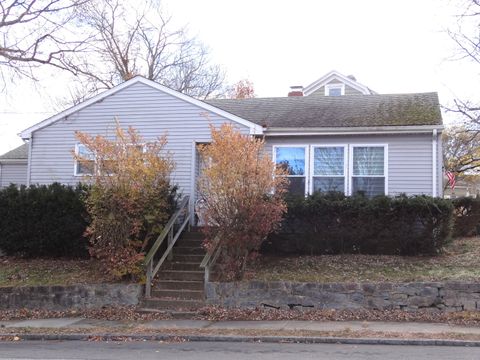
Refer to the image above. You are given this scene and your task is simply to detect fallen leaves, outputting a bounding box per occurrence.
[251,237,480,283]
[0,258,115,287]
[194,305,480,327]
[0,306,171,322]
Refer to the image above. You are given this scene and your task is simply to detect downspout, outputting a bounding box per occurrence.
[432,129,437,197]
[26,137,32,187]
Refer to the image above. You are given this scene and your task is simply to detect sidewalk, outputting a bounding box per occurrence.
[2,318,480,346]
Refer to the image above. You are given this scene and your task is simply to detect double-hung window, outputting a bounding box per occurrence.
[311,146,346,193]
[74,144,95,176]
[274,146,307,196]
[350,145,387,197]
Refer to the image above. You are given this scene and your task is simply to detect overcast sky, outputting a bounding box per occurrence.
[0,0,476,154]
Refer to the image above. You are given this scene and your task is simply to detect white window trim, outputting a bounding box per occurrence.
[324,83,345,96]
[74,143,95,177]
[348,144,389,196]
[272,145,309,196]
[309,144,348,194]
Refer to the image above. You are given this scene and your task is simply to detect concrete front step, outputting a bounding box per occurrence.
[173,246,205,255]
[164,262,202,271]
[172,254,205,263]
[141,298,205,310]
[176,240,205,248]
[152,289,204,300]
[157,270,204,281]
[180,232,204,240]
[155,280,204,291]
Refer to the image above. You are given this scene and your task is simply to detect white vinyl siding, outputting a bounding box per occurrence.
[0,163,28,188]
[28,81,250,193]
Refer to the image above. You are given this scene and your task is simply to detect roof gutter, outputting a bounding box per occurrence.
[264,124,444,136]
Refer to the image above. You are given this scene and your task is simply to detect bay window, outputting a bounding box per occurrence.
[273,144,388,197]
[350,145,387,197]
[274,146,307,196]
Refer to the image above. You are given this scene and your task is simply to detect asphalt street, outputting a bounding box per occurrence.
[0,341,480,360]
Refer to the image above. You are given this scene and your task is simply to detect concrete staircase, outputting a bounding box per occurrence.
[140,230,207,316]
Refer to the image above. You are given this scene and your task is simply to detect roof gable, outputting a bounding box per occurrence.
[303,70,374,96]
[19,77,263,139]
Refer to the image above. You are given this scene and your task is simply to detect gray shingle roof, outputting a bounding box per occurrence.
[0,143,28,160]
[205,92,442,128]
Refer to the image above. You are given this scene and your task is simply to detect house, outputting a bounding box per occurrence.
[0,70,444,219]
[444,176,480,198]
[0,143,28,188]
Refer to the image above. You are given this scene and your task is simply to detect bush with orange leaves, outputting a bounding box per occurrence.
[198,124,288,281]
[74,122,177,280]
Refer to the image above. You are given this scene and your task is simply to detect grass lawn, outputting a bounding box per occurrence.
[250,236,480,283]
[0,258,115,287]
[2,237,480,287]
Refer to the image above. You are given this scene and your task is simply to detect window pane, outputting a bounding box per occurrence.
[275,147,305,175]
[313,177,345,193]
[76,145,95,175]
[352,177,385,197]
[353,147,384,176]
[77,160,94,175]
[286,177,306,196]
[77,144,94,160]
[100,159,117,175]
[328,87,342,96]
[313,147,344,176]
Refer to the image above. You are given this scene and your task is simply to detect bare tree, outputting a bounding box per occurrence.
[0,0,90,81]
[447,0,480,131]
[227,79,255,99]
[443,126,480,175]
[66,0,225,100]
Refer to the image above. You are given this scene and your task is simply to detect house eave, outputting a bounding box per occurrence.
[264,125,444,136]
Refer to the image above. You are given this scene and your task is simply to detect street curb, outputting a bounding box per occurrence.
[1,333,480,347]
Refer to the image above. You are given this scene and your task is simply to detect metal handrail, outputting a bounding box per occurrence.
[144,195,190,298]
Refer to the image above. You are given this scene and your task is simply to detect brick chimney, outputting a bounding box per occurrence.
[288,85,303,97]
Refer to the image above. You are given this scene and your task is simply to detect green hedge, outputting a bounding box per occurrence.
[452,197,480,237]
[263,192,454,256]
[0,183,89,258]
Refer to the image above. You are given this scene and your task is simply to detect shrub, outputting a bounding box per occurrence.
[75,121,177,279]
[0,183,88,258]
[263,192,454,256]
[452,197,480,237]
[198,124,288,281]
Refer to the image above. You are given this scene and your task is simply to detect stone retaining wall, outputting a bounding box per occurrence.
[0,284,142,310]
[206,281,480,311]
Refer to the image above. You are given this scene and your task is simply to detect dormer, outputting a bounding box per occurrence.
[302,70,375,96]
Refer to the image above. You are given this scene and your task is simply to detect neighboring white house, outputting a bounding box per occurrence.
[0,70,444,215]
[0,143,28,188]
